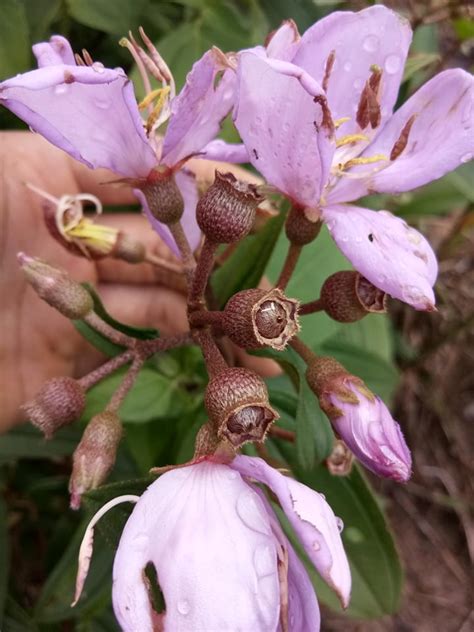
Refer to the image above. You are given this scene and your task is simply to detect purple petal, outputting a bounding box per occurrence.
[136,169,201,257]
[266,20,301,62]
[323,204,437,310]
[330,383,412,482]
[341,69,474,198]
[33,35,76,67]
[112,462,281,632]
[230,455,351,608]
[161,50,236,167]
[200,139,249,163]
[294,5,412,142]
[234,52,335,208]
[0,65,157,178]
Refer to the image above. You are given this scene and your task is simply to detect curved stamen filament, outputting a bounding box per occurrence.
[336,133,368,148]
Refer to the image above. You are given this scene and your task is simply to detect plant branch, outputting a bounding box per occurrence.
[106,356,145,413]
[188,238,218,310]
[298,298,324,316]
[167,220,196,283]
[289,337,316,365]
[276,242,302,290]
[193,328,228,377]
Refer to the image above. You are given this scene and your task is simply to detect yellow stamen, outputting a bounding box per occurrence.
[336,133,368,148]
[334,117,350,129]
[343,154,388,170]
[145,86,171,133]
[138,88,165,111]
[66,219,118,254]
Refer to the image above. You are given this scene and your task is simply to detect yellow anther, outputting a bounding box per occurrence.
[67,219,118,255]
[343,154,388,170]
[138,88,165,110]
[335,133,368,148]
[334,117,350,129]
[144,86,171,133]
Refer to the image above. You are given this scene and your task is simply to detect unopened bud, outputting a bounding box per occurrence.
[326,440,354,476]
[18,253,93,319]
[306,356,411,482]
[141,171,184,225]
[22,377,86,438]
[320,271,387,322]
[222,288,299,350]
[285,207,322,246]
[113,232,146,263]
[197,171,263,243]
[204,368,278,447]
[69,411,123,509]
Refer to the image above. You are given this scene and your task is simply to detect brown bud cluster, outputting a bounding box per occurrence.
[141,172,184,225]
[320,271,387,323]
[222,288,299,350]
[18,253,93,319]
[197,171,263,244]
[22,377,86,439]
[204,367,278,448]
[69,411,123,509]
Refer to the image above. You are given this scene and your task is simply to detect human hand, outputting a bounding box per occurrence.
[0,131,276,432]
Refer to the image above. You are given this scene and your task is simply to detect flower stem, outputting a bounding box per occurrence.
[167,220,196,282]
[189,310,223,329]
[78,351,134,390]
[106,356,144,413]
[276,242,302,290]
[144,252,184,274]
[83,312,135,348]
[188,238,218,310]
[298,298,324,315]
[268,426,296,442]
[194,328,228,377]
[289,337,316,365]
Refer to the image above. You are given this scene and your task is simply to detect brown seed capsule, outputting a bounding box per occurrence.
[222,288,300,350]
[320,271,387,323]
[285,207,322,246]
[204,367,278,447]
[141,171,184,225]
[18,253,94,319]
[69,411,123,509]
[22,377,86,439]
[196,171,263,243]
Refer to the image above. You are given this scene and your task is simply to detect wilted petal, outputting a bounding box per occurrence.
[33,35,76,67]
[323,204,437,310]
[294,5,411,140]
[162,50,236,167]
[136,168,201,257]
[266,20,301,62]
[234,52,334,208]
[200,139,249,163]
[112,462,281,632]
[329,382,412,482]
[353,69,474,195]
[231,455,351,608]
[0,65,157,178]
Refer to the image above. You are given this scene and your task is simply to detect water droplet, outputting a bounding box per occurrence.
[402,284,424,305]
[94,98,109,110]
[255,115,262,124]
[341,235,349,243]
[461,152,472,163]
[237,492,269,534]
[343,61,352,73]
[254,545,275,577]
[226,470,238,480]
[92,61,105,74]
[177,599,190,615]
[406,228,421,245]
[363,34,379,53]
[384,54,401,75]
[345,526,364,543]
[353,78,363,90]
[54,85,68,95]
[336,517,344,532]
[313,540,321,551]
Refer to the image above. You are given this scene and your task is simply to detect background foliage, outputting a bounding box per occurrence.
[0,0,472,630]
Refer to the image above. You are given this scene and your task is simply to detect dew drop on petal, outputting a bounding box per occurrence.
[363,34,379,53]
[384,54,401,75]
[177,599,191,616]
[236,492,270,535]
[343,61,352,72]
[253,544,275,578]
[336,517,344,533]
[54,85,68,96]
[461,152,472,163]
[92,61,105,74]
[226,470,238,480]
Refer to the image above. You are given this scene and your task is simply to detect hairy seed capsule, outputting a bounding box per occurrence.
[141,172,185,225]
[320,271,387,322]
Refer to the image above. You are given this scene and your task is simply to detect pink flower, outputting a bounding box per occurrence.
[233,6,474,310]
[0,35,234,255]
[106,456,350,631]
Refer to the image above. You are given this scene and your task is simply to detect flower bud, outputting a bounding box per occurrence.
[113,232,146,263]
[69,411,123,509]
[141,171,184,225]
[285,207,322,246]
[196,171,263,243]
[18,253,93,319]
[204,368,278,447]
[320,271,387,322]
[22,377,86,438]
[306,357,411,482]
[222,288,299,350]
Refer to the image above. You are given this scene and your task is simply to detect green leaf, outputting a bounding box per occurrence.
[66,0,148,35]
[453,18,474,41]
[34,520,113,623]
[275,447,403,618]
[402,53,440,83]
[4,597,39,631]
[23,0,61,41]
[73,319,123,357]
[0,0,30,80]
[0,425,80,463]
[0,496,8,628]
[212,210,286,306]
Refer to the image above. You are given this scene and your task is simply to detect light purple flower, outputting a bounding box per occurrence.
[324,379,411,482]
[108,457,350,631]
[233,5,474,310]
[0,36,234,255]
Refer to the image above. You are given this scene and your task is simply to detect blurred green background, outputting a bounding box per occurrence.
[0,0,472,630]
